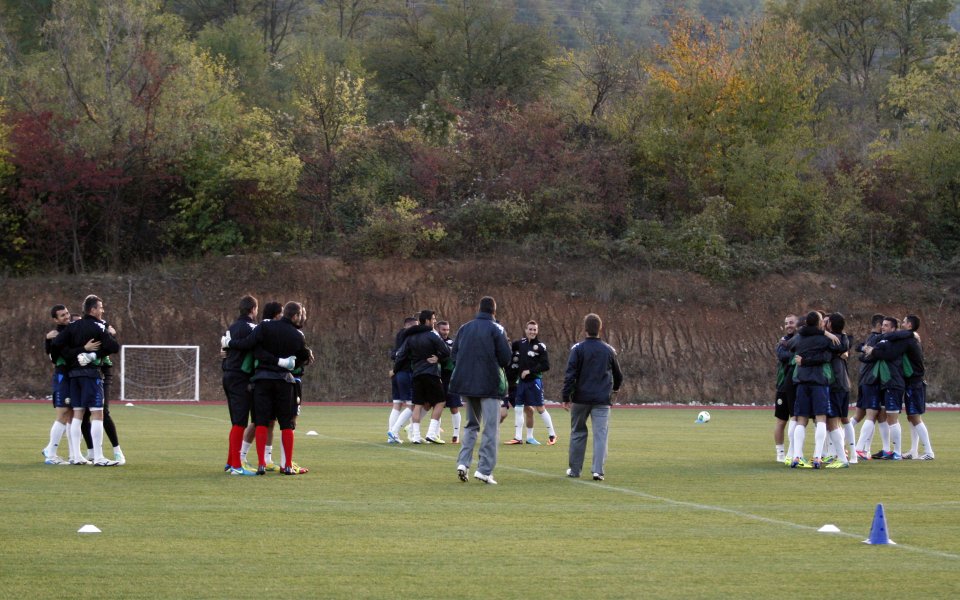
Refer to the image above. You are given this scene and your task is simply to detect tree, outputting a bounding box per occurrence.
[888,0,956,78]
[558,25,632,119]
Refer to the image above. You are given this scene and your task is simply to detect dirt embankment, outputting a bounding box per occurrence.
[3,256,958,404]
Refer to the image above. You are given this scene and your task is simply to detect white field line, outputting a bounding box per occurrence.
[138,404,960,561]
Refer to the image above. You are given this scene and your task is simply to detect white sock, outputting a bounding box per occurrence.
[388,407,401,431]
[69,418,82,461]
[46,421,67,457]
[829,429,847,464]
[240,441,252,463]
[907,422,918,456]
[452,412,461,437]
[879,421,890,452]
[813,422,827,459]
[395,407,412,432]
[890,422,902,454]
[792,426,806,459]
[540,410,556,437]
[428,419,440,439]
[915,422,933,455]
[786,420,797,458]
[844,421,856,457]
[91,419,105,461]
[775,444,785,460]
[514,408,524,439]
[264,445,273,465]
[857,419,875,453]
[411,422,421,440]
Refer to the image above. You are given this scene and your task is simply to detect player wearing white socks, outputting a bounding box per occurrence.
[387,317,417,444]
[42,304,76,464]
[863,317,911,460]
[823,313,851,467]
[853,314,885,460]
[788,311,841,469]
[896,315,934,460]
[391,310,450,444]
[774,314,799,463]
[515,321,557,445]
[436,321,463,443]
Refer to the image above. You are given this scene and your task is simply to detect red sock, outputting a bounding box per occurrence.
[281,429,294,469]
[255,425,267,466]
[229,425,245,468]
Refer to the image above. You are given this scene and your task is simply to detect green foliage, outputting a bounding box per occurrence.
[353,195,446,258]
[195,15,271,106]
[445,193,530,251]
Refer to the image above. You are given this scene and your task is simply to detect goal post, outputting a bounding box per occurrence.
[120,345,201,402]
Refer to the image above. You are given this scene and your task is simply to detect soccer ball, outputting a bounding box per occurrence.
[696,410,711,424]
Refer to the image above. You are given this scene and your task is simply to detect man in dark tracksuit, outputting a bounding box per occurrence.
[51,294,120,466]
[451,296,512,485]
[42,304,73,464]
[437,320,462,443]
[787,311,839,469]
[895,315,934,459]
[248,302,312,475]
[387,316,417,443]
[514,321,556,445]
[561,313,623,481]
[220,295,258,475]
[853,314,885,460]
[392,310,450,444]
[774,314,798,463]
[824,313,853,466]
[865,316,912,460]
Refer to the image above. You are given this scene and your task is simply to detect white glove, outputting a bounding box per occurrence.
[220,330,231,349]
[77,352,97,366]
[278,356,296,370]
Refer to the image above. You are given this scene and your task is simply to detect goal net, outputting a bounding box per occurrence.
[120,345,200,402]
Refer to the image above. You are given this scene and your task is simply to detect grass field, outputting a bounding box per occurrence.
[2,403,959,599]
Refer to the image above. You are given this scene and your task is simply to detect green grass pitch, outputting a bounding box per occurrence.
[3,403,959,599]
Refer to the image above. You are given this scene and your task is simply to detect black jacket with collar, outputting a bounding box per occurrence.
[394,325,450,378]
[52,314,120,378]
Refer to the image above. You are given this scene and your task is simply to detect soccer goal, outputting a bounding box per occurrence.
[120,345,200,402]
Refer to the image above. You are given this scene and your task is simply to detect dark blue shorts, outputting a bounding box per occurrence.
[795,384,829,418]
[51,371,70,409]
[445,393,462,408]
[829,389,849,419]
[516,379,544,407]
[858,383,881,411]
[69,376,103,410]
[392,371,413,403]
[884,388,904,413]
[904,383,926,416]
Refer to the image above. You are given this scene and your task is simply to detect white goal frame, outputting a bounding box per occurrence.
[120,345,201,402]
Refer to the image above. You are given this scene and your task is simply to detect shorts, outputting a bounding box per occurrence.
[516,379,544,407]
[411,375,446,407]
[794,384,829,418]
[828,388,849,419]
[69,376,104,410]
[223,372,253,427]
[883,388,904,413]
[52,371,70,409]
[773,384,796,421]
[253,378,296,429]
[904,382,925,416]
[857,383,881,411]
[392,371,413,403]
[445,393,462,408]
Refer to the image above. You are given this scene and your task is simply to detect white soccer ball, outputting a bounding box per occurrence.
[696,410,711,423]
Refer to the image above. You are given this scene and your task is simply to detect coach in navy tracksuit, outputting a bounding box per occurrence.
[562,313,623,481]
[450,296,512,484]
[52,295,120,466]
[248,302,312,475]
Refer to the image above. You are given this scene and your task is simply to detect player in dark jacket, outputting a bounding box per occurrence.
[219,295,259,475]
[773,314,798,463]
[386,316,417,444]
[391,310,450,444]
[51,295,120,466]
[864,316,911,459]
[895,315,934,459]
[41,304,74,464]
[513,321,556,445]
[247,302,312,474]
[824,313,853,467]
[786,311,840,469]
[852,314,885,460]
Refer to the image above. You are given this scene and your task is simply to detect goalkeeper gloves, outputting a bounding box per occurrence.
[220,330,232,349]
[77,352,97,366]
[278,356,296,370]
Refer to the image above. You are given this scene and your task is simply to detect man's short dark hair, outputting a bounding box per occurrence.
[905,314,920,332]
[418,309,436,325]
[50,304,66,319]
[283,301,303,320]
[827,312,845,334]
[83,295,102,315]
[805,311,820,327]
[239,295,258,317]
[883,316,898,329]
[871,313,885,328]
[479,296,496,314]
[261,301,282,321]
[436,320,449,327]
[403,316,418,326]
[584,313,602,337]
